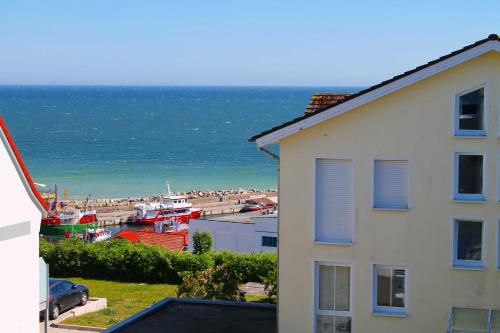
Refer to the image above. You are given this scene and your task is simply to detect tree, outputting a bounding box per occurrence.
[192,230,212,255]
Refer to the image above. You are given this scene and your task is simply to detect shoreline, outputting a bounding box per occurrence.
[58,188,278,223]
[63,187,277,206]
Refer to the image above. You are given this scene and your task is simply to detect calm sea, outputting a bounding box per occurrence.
[0,86,359,198]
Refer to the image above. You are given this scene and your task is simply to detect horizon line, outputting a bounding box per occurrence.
[0,84,366,89]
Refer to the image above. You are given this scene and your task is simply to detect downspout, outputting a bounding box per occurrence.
[258,146,280,333]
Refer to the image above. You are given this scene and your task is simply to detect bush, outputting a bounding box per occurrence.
[192,230,212,255]
[213,251,277,282]
[39,237,55,259]
[176,264,245,301]
[39,238,276,285]
[261,267,277,298]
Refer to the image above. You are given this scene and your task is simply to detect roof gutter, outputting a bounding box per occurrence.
[258,146,279,161]
[257,144,279,333]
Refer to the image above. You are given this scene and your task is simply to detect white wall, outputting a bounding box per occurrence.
[0,133,42,333]
[188,216,277,253]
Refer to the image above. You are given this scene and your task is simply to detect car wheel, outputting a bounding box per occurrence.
[50,305,59,320]
[79,291,88,306]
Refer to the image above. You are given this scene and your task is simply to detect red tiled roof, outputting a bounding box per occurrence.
[114,230,186,252]
[249,197,276,206]
[0,115,49,212]
[304,93,351,115]
[114,230,140,242]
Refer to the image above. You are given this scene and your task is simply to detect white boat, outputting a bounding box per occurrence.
[129,182,203,225]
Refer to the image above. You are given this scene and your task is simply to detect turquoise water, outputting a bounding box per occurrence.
[0,86,358,198]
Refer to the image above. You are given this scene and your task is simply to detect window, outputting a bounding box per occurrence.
[315,159,354,244]
[373,264,407,316]
[455,87,485,136]
[261,236,277,248]
[373,160,409,209]
[447,307,500,333]
[454,153,485,201]
[453,219,484,268]
[316,264,351,333]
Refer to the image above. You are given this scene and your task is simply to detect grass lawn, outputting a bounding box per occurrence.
[59,277,271,328]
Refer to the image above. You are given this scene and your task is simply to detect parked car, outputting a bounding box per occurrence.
[40,279,89,320]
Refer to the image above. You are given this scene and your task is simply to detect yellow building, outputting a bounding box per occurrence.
[251,34,500,333]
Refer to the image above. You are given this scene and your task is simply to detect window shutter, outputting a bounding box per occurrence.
[374,160,408,209]
[315,159,354,243]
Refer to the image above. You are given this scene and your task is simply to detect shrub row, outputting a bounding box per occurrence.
[40,238,277,285]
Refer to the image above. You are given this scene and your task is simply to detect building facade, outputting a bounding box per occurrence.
[251,35,500,332]
[188,211,277,253]
[0,116,48,332]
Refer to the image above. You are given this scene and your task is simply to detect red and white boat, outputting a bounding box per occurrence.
[40,190,99,236]
[41,210,98,226]
[128,183,203,225]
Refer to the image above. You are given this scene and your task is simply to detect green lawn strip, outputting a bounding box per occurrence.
[59,277,271,328]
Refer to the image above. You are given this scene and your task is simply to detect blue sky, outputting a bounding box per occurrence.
[0,0,498,86]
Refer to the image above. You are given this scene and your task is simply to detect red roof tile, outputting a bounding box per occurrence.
[249,197,276,206]
[304,93,351,115]
[114,230,186,252]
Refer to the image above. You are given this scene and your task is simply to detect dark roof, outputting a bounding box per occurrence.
[305,93,351,115]
[102,298,276,333]
[250,34,500,142]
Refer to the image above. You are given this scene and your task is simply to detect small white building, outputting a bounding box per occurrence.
[188,211,277,253]
[0,116,48,333]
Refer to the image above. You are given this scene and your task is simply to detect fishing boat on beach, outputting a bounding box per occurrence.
[40,186,99,237]
[127,183,203,225]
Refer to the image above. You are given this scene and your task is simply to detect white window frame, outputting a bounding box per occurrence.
[313,261,354,333]
[371,263,409,317]
[452,218,486,270]
[453,151,487,202]
[454,83,487,137]
[372,158,410,211]
[312,156,356,245]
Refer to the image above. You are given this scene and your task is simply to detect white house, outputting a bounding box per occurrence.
[0,116,48,332]
[188,211,277,253]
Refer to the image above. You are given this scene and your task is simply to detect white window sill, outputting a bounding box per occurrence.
[453,198,486,204]
[452,263,485,271]
[314,241,353,246]
[454,133,487,138]
[372,207,409,212]
[372,310,408,318]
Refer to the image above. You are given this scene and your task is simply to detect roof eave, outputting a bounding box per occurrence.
[0,117,49,215]
[252,37,500,148]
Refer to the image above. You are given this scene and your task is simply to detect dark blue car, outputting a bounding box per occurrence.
[40,279,89,320]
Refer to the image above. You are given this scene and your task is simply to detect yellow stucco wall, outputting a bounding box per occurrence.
[278,51,500,333]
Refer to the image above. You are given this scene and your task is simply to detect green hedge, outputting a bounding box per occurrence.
[39,238,276,285]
